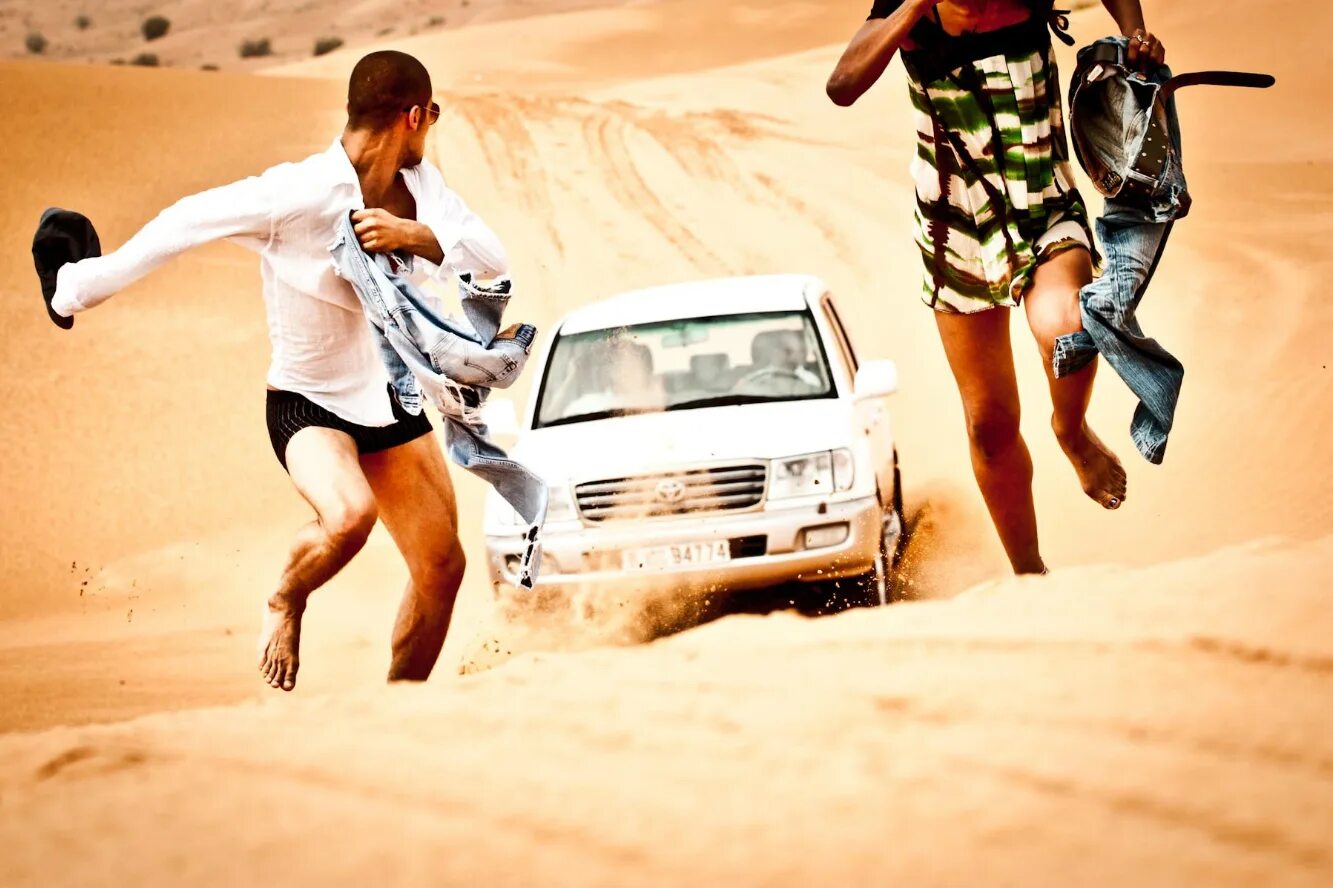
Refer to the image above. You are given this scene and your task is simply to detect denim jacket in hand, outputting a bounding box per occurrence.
[330,212,548,587]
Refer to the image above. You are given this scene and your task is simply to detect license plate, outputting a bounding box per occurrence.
[621,540,731,571]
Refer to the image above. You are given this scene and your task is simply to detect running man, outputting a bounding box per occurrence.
[827,1,1166,574]
[43,51,505,690]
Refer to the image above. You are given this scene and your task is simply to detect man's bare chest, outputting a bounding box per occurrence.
[372,176,417,221]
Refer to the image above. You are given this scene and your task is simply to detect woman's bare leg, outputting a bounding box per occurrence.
[935,308,1046,575]
[1023,247,1127,510]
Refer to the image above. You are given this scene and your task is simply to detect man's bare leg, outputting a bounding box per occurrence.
[359,432,465,681]
[935,308,1046,575]
[258,426,379,691]
[1024,247,1128,510]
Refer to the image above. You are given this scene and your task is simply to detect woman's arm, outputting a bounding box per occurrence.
[1101,0,1166,67]
[826,0,940,107]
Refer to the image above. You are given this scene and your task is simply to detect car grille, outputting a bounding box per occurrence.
[574,462,768,523]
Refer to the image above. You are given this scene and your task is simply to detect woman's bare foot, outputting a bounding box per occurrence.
[1055,421,1128,510]
[257,593,306,692]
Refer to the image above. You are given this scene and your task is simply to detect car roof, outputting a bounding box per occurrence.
[557,274,827,335]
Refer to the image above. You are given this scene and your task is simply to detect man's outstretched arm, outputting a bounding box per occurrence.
[826,0,939,106]
[51,174,276,317]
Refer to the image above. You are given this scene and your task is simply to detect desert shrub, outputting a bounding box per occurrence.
[377,27,393,37]
[131,52,160,67]
[239,37,272,58]
[76,15,93,30]
[313,36,343,56]
[201,63,219,71]
[427,15,445,27]
[25,32,47,54]
[141,15,170,41]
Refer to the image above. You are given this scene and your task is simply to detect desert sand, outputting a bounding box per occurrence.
[1,0,1330,883]
[1,0,638,71]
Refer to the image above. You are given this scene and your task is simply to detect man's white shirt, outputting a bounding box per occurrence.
[53,138,507,427]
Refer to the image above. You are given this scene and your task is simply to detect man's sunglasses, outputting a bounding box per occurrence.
[404,101,441,127]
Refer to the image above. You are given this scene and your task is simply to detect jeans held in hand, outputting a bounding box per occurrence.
[1052,210,1182,465]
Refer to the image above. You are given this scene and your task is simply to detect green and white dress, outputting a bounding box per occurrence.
[870,1,1095,314]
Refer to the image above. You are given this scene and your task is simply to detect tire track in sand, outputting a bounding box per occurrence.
[580,103,730,272]
[632,108,862,270]
[443,94,566,257]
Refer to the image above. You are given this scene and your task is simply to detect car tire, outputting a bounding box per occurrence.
[859,453,907,607]
[889,456,906,570]
[831,517,896,611]
[819,454,906,612]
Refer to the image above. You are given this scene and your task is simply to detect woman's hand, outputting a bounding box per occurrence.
[1126,27,1166,69]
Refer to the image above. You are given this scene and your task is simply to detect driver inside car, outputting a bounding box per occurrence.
[564,338,666,416]
[735,329,823,395]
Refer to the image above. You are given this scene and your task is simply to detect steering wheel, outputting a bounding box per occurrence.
[741,365,799,381]
[734,366,808,391]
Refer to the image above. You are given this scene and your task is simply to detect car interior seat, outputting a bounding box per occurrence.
[689,353,732,392]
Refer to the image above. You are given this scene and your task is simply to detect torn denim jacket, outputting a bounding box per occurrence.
[1053,37,1274,464]
[330,212,547,587]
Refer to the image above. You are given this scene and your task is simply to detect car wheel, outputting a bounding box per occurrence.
[867,534,892,607]
[890,455,906,570]
[864,454,907,605]
[829,508,895,611]
[824,455,906,612]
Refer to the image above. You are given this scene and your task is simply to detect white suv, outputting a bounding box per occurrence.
[482,274,904,609]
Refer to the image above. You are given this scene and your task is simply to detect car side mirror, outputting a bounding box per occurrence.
[854,360,898,399]
[480,398,520,437]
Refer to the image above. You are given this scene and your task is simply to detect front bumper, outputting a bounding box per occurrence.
[485,495,884,597]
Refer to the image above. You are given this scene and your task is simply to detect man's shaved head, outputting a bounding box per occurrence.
[347,51,432,131]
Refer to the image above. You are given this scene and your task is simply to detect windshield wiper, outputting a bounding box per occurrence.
[666,393,803,411]
[541,406,661,428]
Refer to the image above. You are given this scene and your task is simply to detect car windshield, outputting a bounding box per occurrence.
[535,310,835,428]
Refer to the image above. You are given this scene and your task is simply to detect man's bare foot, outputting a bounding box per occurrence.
[257,594,306,692]
[1055,421,1128,510]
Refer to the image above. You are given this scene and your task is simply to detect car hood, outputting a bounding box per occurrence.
[511,398,855,483]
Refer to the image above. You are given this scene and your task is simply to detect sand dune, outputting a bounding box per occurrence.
[2,0,641,71]
[1,0,1330,882]
[3,537,1331,885]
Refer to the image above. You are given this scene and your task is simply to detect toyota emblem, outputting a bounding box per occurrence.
[654,478,686,504]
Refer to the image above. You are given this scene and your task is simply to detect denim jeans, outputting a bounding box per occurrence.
[330,213,547,587]
[1053,37,1273,464]
[1052,214,1181,464]
[1053,36,1189,465]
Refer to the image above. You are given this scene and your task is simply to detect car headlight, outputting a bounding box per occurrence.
[503,483,577,525]
[830,448,854,491]
[546,484,577,522]
[770,449,854,499]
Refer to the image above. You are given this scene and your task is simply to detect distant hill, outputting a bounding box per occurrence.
[1,0,647,71]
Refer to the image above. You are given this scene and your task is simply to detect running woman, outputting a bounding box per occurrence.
[827,1,1166,573]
